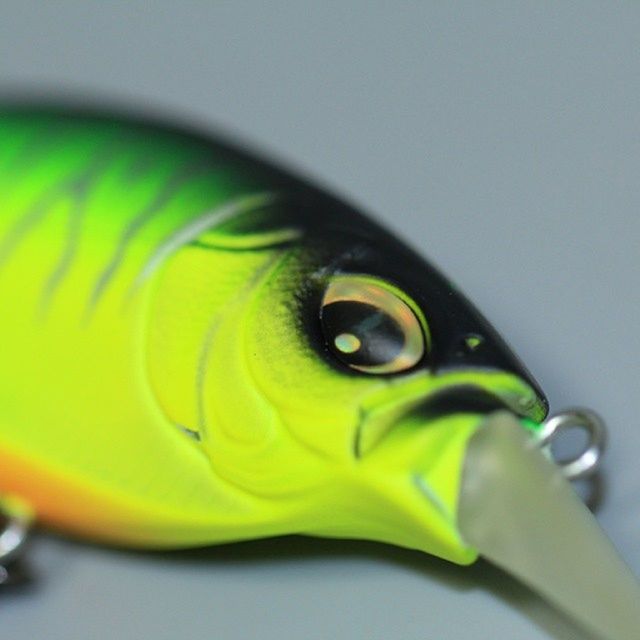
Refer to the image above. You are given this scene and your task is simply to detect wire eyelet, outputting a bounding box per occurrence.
[538,408,607,480]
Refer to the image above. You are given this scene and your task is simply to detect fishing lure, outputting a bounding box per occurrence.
[0,105,638,638]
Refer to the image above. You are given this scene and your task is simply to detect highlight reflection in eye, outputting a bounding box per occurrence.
[334,333,362,354]
[320,275,427,374]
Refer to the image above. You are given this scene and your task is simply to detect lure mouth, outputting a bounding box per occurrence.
[357,369,546,457]
[415,385,532,422]
[458,411,640,640]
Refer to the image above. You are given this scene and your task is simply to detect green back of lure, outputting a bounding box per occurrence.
[0,107,546,564]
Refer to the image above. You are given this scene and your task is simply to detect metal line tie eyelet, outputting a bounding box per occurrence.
[538,408,607,480]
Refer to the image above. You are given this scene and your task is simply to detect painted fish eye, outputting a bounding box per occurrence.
[320,275,428,374]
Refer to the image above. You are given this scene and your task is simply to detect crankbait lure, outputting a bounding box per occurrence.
[0,105,638,638]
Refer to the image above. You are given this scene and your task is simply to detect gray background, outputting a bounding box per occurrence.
[1,2,639,639]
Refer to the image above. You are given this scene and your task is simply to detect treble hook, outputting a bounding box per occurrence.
[0,497,32,584]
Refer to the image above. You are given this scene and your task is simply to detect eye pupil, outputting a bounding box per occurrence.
[322,301,405,367]
[334,333,361,354]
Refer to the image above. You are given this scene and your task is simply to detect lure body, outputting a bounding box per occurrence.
[4,106,640,640]
[0,106,546,562]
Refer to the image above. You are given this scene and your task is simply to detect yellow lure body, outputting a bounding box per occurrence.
[0,107,546,565]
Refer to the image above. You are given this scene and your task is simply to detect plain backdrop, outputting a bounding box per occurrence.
[1,3,639,640]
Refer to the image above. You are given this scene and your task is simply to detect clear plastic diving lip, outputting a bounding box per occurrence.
[458,411,640,640]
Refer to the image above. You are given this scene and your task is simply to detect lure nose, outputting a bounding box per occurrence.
[458,411,640,640]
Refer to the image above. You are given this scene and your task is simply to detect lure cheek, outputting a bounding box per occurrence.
[146,237,282,438]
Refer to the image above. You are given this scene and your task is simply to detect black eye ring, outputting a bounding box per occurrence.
[320,275,428,374]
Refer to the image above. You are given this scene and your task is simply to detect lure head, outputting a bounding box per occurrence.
[149,188,640,638]
[148,191,547,562]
